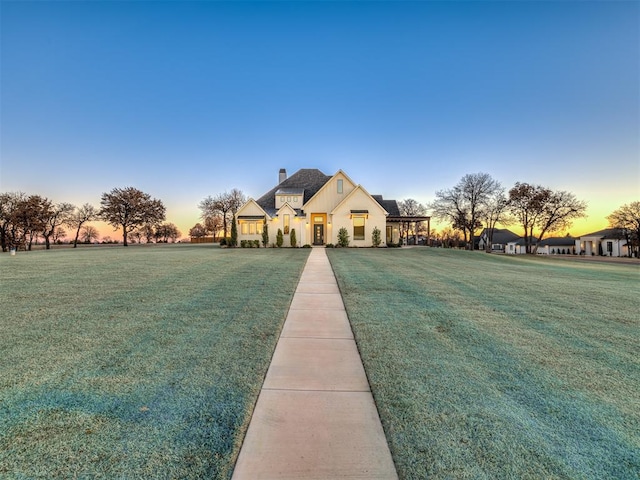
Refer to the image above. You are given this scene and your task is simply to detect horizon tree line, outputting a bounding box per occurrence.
[2,179,637,255]
[430,172,638,256]
[0,187,180,251]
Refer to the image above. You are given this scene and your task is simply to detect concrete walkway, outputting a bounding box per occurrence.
[232,247,398,479]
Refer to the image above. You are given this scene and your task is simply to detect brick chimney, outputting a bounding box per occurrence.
[279,168,287,184]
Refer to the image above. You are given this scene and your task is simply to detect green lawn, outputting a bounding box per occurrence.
[327,248,639,480]
[0,245,310,479]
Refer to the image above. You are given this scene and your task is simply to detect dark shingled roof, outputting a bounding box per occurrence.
[580,228,626,239]
[480,228,521,245]
[256,169,331,215]
[372,195,401,216]
[538,237,576,246]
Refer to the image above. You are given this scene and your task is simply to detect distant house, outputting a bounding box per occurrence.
[506,237,538,255]
[536,237,576,255]
[235,168,430,247]
[576,229,628,257]
[478,228,521,252]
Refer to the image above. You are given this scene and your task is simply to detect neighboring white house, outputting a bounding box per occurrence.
[505,236,541,254]
[235,168,429,247]
[576,228,628,257]
[536,237,577,255]
[478,228,521,252]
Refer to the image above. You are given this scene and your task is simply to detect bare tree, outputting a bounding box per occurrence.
[431,173,500,249]
[139,224,155,244]
[399,198,427,245]
[66,203,97,248]
[155,223,181,243]
[99,187,165,246]
[42,202,75,249]
[199,189,246,239]
[189,223,207,239]
[0,192,26,251]
[508,183,587,253]
[607,201,640,257]
[53,227,67,244]
[81,225,100,243]
[9,195,50,250]
[204,214,223,240]
[481,187,511,252]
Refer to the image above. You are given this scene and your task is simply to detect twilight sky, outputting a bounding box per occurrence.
[1,1,638,240]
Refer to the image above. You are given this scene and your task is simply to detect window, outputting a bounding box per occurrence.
[241,223,248,234]
[284,214,290,234]
[337,179,343,194]
[314,216,324,223]
[293,196,298,202]
[280,196,285,203]
[256,222,263,234]
[353,216,365,240]
[607,241,613,253]
[249,223,255,235]
[386,226,392,242]
[287,196,291,202]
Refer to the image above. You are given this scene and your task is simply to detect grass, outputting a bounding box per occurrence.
[0,244,310,479]
[327,248,640,480]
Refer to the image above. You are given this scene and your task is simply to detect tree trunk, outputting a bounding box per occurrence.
[73,226,81,247]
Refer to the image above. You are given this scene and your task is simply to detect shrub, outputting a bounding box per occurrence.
[325,243,335,248]
[302,244,311,248]
[230,219,238,247]
[253,240,260,248]
[276,229,284,248]
[240,240,247,248]
[220,238,227,246]
[290,228,297,248]
[262,223,269,247]
[337,227,349,247]
[371,227,381,247]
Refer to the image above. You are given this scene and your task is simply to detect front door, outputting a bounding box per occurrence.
[313,224,324,245]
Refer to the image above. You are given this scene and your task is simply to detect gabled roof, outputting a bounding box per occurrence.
[236,198,270,219]
[256,169,331,216]
[480,228,521,245]
[331,184,388,216]
[303,169,357,208]
[579,228,625,239]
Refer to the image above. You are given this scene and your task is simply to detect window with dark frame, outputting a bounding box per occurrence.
[353,216,365,240]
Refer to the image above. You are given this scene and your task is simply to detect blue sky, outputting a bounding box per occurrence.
[1,1,638,239]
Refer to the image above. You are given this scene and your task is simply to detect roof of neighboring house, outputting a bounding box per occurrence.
[480,228,521,245]
[256,169,331,215]
[508,236,539,246]
[579,228,626,239]
[538,237,576,246]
